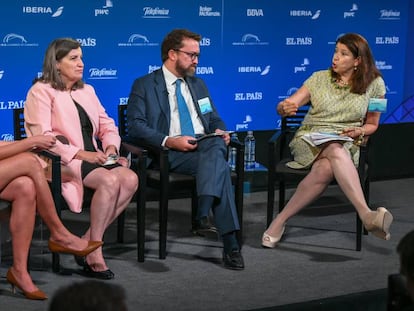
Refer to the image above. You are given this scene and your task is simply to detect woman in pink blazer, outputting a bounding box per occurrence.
[24,38,139,280]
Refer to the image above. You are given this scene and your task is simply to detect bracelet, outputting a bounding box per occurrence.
[354,126,365,146]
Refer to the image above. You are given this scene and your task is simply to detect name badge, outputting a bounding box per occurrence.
[198,97,213,114]
[368,98,387,113]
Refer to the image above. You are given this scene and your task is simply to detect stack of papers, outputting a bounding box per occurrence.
[301,132,353,147]
[196,131,234,142]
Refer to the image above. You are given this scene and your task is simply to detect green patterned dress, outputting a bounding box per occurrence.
[287,70,386,169]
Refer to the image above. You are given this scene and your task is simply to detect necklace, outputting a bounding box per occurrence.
[336,79,348,86]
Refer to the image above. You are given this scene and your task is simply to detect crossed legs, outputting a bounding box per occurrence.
[81,166,138,271]
[266,142,374,238]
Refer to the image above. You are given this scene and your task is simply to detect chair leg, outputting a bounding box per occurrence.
[356,213,362,251]
[191,188,197,232]
[159,191,168,260]
[117,211,125,243]
[267,179,275,227]
[137,188,145,262]
[279,181,286,213]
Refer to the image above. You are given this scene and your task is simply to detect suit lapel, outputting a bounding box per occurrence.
[153,70,170,127]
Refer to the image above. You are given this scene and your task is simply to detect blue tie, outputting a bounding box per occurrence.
[175,79,195,136]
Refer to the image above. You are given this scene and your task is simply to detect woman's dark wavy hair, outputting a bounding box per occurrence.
[33,38,84,91]
[330,33,382,95]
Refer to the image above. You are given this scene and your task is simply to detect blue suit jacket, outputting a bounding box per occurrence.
[127,69,226,148]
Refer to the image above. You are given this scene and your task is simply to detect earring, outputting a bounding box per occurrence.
[354,66,357,71]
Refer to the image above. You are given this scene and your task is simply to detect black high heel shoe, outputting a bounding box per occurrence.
[82,262,115,280]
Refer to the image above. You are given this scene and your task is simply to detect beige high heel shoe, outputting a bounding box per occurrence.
[262,226,286,248]
[362,207,393,240]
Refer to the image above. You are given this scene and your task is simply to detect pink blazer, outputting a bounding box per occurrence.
[24,82,120,213]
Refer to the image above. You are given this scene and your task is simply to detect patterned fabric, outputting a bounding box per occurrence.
[287,70,386,169]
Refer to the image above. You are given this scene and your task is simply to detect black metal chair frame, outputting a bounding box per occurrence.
[118,104,245,260]
[13,108,135,270]
[266,104,369,251]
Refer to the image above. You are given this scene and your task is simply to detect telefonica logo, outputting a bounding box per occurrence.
[22,6,64,17]
[142,7,170,18]
[290,9,321,19]
[118,34,159,47]
[88,68,118,80]
[1,133,13,141]
[232,33,269,46]
[199,6,220,17]
[379,9,401,20]
[1,33,38,47]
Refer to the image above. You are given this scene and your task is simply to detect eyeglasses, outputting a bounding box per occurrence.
[174,49,200,61]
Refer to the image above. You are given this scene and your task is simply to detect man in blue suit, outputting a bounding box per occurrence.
[127,29,244,270]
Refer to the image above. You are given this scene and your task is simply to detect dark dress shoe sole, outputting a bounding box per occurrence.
[82,263,115,280]
[194,227,219,240]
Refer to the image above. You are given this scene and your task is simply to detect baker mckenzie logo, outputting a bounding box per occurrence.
[22,6,64,17]
[376,60,393,70]
[88,68,118,80]
[1,33,38,47]
[118,34,159,47]
[142,7,170,18]
[232,33,269,46]
[199,6,220,17]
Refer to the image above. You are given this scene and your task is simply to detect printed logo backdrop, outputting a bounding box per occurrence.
[0,0,413,141]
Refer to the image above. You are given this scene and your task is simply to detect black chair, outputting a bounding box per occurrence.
[118,104,245,260]
[266,104,369,251]
[13,108,135,270]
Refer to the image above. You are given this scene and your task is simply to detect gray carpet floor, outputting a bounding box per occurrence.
[0,178,413,310]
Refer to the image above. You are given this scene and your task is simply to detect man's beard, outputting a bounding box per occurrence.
[175,61,196,78]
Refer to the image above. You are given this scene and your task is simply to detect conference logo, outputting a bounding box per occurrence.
[286,37,312,45]
[0,99,25,110]
[142,6,170,18]
[247,8,264,17]
[238,65,271,76]
[277,87,299,101]
[290,9,321,20]
[344,3,358,18]
[375,36,399,45]
[196,66,214,75]
[234,92,263,101]
[294,58,310,74]
[76,37,97,47]
[118,34,159,47]
[88,68,118,80]
[199,6,220,17]
[200,37,211,47]
[1,133,13,141]
[232,33,269,46]
[376,60,393,70]
[22,6,64,17]
[95,0,113,16]
[235,115,253,131]
[148,65,161,73]
[1,33,38,47]
[379,9,401,20]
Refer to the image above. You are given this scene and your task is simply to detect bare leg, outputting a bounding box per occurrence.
[0,153,91,251]
[266,157,334,236]
[266,142,372,237]
[82,167,138,271]
[1,177,38,293]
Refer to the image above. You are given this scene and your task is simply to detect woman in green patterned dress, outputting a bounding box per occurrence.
[262,33,393,248]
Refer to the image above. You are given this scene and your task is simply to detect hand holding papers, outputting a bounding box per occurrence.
[195,131,234,142]
[301,132,353,147]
